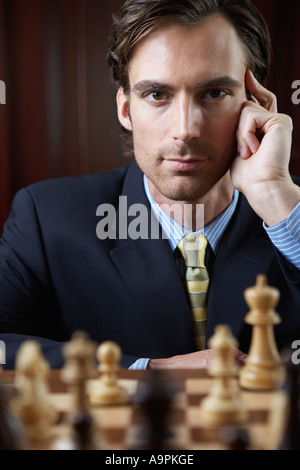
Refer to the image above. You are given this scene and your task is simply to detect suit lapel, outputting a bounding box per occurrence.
[108,162,276,353]
[206,193,276,348]
[109,162,196,353]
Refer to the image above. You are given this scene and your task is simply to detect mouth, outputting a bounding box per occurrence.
[163,158,208,172]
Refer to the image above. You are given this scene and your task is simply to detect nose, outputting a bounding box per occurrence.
[172,95,202,143]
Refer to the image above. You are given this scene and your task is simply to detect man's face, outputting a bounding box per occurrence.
[117,14,248,203]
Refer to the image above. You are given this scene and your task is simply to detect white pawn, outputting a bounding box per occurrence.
[11,340,57,444]
[88,341,129,406]
[200,325,248,427]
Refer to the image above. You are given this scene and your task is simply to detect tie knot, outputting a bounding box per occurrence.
[178,232,208,268]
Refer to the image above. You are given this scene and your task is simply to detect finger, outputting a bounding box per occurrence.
[245,70,277,113]
[234,349,248,366]
[238,135,260,160]
[249,95,259,105]
[237,104,264,159]
[236,354,247,367]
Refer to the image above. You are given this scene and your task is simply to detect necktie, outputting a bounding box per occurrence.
[178,232,210,350]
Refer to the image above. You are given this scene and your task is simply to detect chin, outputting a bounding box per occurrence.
[158,182,211,202]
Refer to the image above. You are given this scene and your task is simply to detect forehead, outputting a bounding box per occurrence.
[128,14,247,88]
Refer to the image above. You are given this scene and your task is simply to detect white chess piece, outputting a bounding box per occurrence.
[11,340,57,443]
[88,341,129,406]
[239,275,286,391]
[200,325,248,426]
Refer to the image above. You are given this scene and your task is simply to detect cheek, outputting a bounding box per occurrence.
[131,110,166,148]
[208,105,243,143]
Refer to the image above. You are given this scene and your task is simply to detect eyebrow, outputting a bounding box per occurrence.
[132,76,243,94]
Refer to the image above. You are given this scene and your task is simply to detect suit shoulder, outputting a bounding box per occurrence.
[292,175,300,187]
[25,165,130,202]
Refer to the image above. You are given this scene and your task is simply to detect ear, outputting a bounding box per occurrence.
[117,88,132,131]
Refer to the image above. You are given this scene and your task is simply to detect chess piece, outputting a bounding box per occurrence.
[11,340,57,444]
[55,330,105,450]
[0,385,26,450]
[200,325,248,426]
[239,275,285,391]
[277,357,300,450]
[55,331,106,450]
[88,341,129,406]
[133,369,173,450]
[0,342,3,371]
[221,426,251,450]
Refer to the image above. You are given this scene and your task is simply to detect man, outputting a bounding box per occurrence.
[1,0,300,370]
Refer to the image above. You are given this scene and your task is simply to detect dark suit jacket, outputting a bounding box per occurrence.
[1,161,300,369]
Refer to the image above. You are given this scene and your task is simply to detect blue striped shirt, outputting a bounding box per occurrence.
[264,202,300,268]
[129,176,300,370]
[143,175,239,254]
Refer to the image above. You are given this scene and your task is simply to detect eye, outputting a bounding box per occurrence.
[205,89,228,99]
[145,91,169,103]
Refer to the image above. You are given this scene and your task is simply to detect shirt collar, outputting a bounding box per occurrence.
[143,174,239,252]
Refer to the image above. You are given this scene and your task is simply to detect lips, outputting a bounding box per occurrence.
[164,158,208,172]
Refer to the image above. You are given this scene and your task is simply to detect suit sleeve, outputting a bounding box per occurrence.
[265,202,300,268]
[0,188,66,369]
[0,188,142,370]
[264,202,300,285]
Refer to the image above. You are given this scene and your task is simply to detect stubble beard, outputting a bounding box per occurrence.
[135,140,235,203]
[148,169,229,203]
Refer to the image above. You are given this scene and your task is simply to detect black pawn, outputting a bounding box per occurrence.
[71,411,95,450]
[0,385,25,450]
[134,369,173,450]
[221,426,251,450]
[278,359,300,450]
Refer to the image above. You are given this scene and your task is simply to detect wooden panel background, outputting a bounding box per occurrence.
[0,0,300,231]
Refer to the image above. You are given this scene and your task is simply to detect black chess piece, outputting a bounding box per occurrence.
[70,411,95,450]
[221,426,251,450]
[0,385,25,450]
[278,358,300,450]
[134,369,173,450]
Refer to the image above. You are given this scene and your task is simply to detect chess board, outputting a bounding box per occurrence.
[88,371,284,451]
[1,369,286,451]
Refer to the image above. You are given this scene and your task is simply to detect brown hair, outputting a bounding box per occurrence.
[107,0,272,157]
